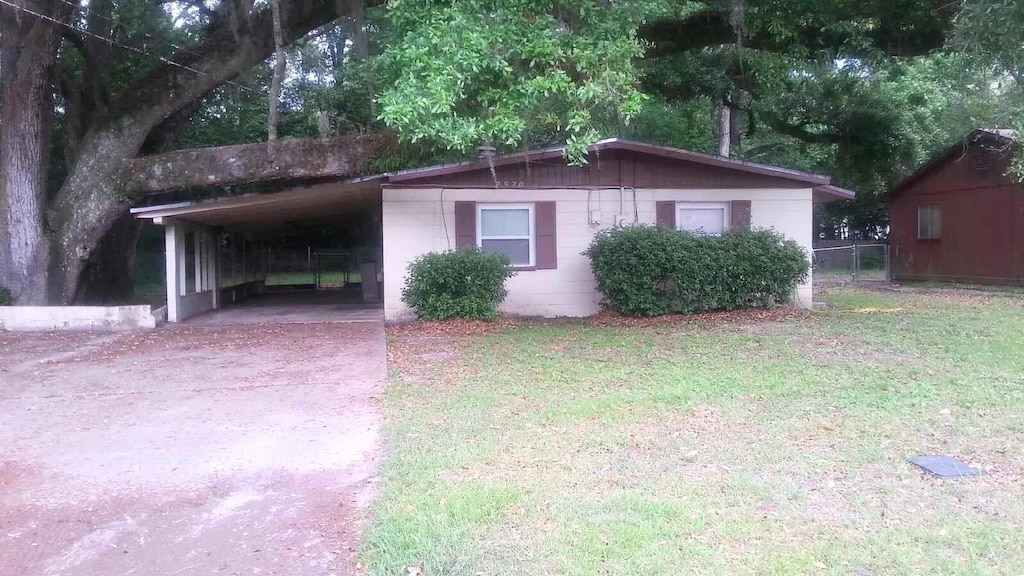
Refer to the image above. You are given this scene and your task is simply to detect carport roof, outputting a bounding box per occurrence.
[130,176,384,230]
[132,139,855,228]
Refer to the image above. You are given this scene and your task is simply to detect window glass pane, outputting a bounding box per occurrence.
[918,206,941,239]
[678,208,725,235]
[481,208,530,236]
[481,239,531,265]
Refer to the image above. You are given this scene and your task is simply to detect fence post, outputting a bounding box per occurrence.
[852,244,859,282]
[884,244,891,282]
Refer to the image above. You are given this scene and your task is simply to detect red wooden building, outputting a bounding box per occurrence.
[890,129,1024,285]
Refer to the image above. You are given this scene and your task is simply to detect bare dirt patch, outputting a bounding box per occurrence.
[0,321,385,576]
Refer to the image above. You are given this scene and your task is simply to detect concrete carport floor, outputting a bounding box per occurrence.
[0,319,385,575]
[131,177,384,324]
[186,290,383,326]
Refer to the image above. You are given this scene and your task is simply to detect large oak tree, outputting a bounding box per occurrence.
[0,0,380,304]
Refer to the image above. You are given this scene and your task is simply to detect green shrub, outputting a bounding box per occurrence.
[402,248,516,321]
[0,286,10,306]
[584,226,809,317]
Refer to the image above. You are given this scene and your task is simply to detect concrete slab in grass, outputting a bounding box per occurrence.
[908,455,981,478]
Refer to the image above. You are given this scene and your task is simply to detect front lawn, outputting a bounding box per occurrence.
[367,286,1024,575]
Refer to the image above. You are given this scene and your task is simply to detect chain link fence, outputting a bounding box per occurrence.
[266,246,366,289]
[813,243,889,285]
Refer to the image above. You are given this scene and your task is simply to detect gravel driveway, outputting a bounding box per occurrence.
[0,321,385,575]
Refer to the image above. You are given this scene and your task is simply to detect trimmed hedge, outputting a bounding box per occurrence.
[402,248,516,321]
[584,226,809,317]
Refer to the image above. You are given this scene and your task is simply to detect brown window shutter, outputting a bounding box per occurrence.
[656,201,676,229]
[454,201,476,249]
[535,201,557,269]
[730,200,752,231]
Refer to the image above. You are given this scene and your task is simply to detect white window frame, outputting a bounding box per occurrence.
[917,205,941,240]
[676,202,730,235]
[477,203,536,268]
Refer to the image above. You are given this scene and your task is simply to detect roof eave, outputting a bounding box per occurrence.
[813,185,856,202]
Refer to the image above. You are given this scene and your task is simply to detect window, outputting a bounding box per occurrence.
[676,202,730,235]
[918,205,941,240]
[477,204,535,267]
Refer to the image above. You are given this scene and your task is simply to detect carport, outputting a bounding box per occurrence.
[132,177,384,323]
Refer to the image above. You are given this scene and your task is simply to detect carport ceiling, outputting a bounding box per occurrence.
[131,179,382,232]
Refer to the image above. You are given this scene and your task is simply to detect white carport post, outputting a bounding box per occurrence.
[159,220,221,322]
[202,228,221,310]
[162,218,186,322]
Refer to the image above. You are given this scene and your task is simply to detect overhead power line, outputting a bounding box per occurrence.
[0,0,258,94]
[52,0,208,62]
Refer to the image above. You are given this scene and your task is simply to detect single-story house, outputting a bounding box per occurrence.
[133,139,854,322]
[890,129,1024,286]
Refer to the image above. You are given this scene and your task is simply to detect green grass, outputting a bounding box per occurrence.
[265,271,360,286]
[367,286,1024,575]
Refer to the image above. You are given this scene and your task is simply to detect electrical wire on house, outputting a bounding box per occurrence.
[0,0,258,94]
[441,188,451,249]
[587,187,640,227]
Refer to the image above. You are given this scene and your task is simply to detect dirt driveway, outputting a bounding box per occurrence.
[0,321,385,575]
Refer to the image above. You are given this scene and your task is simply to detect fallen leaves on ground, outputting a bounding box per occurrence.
[387,317,519,337]
[588,307,807,328]
[388,308,807,336]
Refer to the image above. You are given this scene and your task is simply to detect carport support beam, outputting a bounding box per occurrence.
[164,219,185,323]
[209,229,221,310]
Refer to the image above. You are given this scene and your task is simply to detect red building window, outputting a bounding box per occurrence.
[917,205,942,240]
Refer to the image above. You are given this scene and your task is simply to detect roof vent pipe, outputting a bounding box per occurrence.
[477,145,497,159]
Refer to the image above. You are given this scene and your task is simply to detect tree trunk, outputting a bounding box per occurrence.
[268,0,286,142]
[74,212,141,304]
[717,104,731,157]
[75,106,202,304]
[0,0,72,303]
[33,116,157,304]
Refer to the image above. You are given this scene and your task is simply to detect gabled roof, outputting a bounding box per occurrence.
[891,129,1019,196]
[386,138,854,201]
[390,137,820,184]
